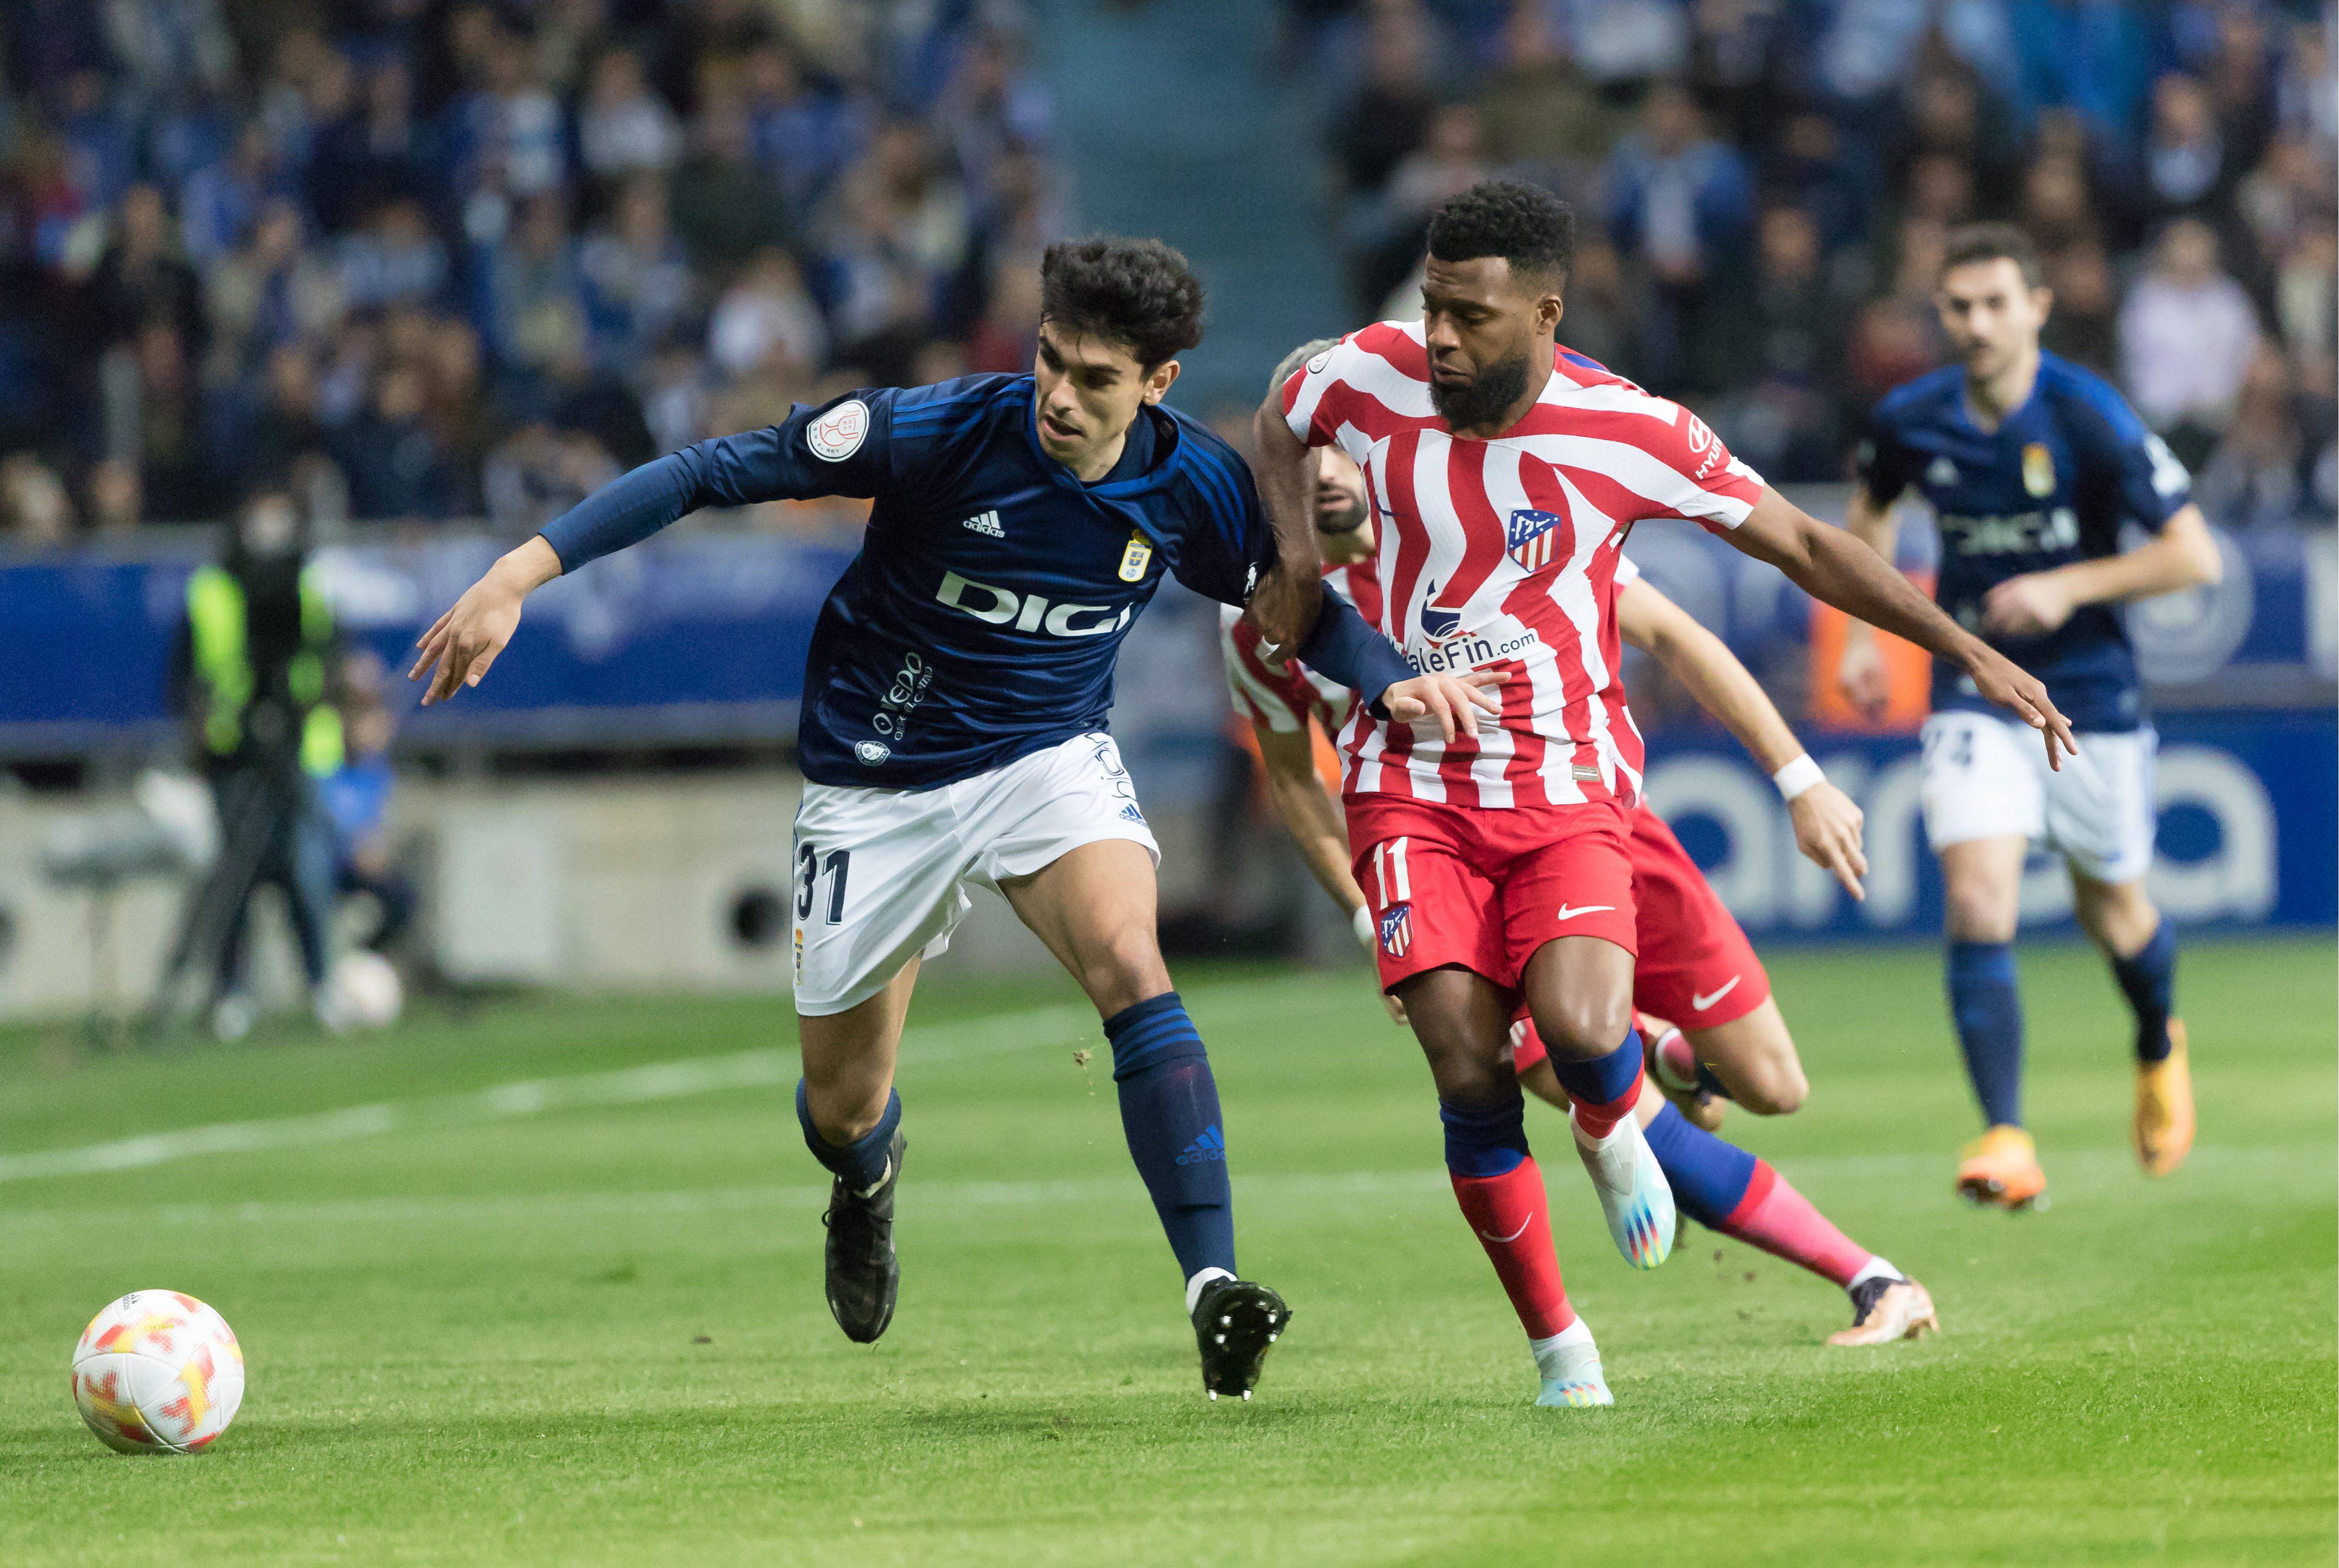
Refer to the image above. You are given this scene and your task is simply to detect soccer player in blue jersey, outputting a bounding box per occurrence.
[407,237,1491,1398]
[1840,224,2222,1209]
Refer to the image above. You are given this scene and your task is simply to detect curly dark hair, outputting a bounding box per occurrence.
[1426,179,1576,284]
[1039,236,1206,369]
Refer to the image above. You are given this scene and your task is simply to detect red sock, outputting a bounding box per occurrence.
[1721,1161,1874,1287]
[1450,1159,1576,1338]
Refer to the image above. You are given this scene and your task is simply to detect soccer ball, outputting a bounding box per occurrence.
[70,1290,246,1454]
[328,950,404,1028]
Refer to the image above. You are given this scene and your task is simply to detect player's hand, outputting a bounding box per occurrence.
[1381,670,1507,741]
[409,541,558,705]
[1244,565,1323,658]
[1981,572,2075,637]
[1835,627,1889,720]
[1959,641,2078,770]
[1788,781,1867,900]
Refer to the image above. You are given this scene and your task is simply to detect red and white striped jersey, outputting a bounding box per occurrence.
[1219,561,1384,737]
[1280,321,1765,809]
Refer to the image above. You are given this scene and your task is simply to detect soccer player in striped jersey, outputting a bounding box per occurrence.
[1249,181,2061,1405]
[1223,348,1936,1353]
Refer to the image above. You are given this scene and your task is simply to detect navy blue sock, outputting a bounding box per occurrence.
[796,1081,901,1194]
[1105,993,1237,1283]
[1947,941,2025,1128]
[2110,921,2177,1064]
[1641,1102,1759,1228]
[1544,1028,1644,1117]
[1439,1083,1531,1177]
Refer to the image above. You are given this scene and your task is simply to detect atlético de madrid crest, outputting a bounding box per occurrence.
[1506,508,1565,570]
[1379,902,1413,957]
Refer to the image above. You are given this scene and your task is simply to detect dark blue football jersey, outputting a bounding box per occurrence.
[540,374,1282,788]
[1857,352,2192,733]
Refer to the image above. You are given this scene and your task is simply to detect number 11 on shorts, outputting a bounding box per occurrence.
[1372,838,1411,905]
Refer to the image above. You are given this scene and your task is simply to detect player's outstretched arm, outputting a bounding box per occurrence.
[1616,577,1866,899]
[1981,502,2221,637]
[1728,486,2078,769]
[1835,485,1902,720]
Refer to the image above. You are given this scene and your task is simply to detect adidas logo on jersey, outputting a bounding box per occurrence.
[1176,1125,1227,1166]
[962,510,1005,537]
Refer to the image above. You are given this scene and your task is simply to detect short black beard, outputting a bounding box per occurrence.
[1428,348,1532,431]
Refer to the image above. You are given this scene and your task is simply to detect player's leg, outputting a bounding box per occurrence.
[1505,817,1675,1271]
[982,734,1285,1398]
[1512,1018,1936,1344]
[2050,726,2190,1175]
[1400,964,1609,1406]
[791,781,974,1343]
[1922,711,2048,1208]
[1354,800,1613,1406]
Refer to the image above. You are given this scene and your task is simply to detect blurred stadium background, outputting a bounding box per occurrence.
[0,0,2330,1027]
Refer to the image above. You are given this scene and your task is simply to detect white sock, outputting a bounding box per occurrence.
[1846,1256,1905,1292]
[1184,1266,1235,1314]
[1528,1316,1597,1380]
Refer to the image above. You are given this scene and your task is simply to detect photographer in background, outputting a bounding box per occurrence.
[166,478,344,1039]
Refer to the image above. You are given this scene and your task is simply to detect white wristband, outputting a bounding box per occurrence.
[1772,754,1825,802]
[1352,903,1376,951]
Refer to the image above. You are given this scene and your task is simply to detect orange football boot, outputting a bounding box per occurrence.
[1955,1125,2047,1210]
[2133,1019,2194,1177]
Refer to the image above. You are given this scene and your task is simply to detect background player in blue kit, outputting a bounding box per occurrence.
[406,236,1490,1399]
[1839,224,2224,1211]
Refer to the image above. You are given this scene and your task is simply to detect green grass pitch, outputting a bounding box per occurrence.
[2,937,2331,1566]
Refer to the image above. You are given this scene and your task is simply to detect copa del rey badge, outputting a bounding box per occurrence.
[807,399,871,461]
[1506,508,1565,570]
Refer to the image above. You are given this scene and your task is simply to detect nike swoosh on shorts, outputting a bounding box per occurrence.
[1691,976,1742,1012]
[1554,905,1615,922]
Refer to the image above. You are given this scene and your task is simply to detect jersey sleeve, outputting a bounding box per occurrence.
[539,387,904,572]
[1279,325,1414,454]
[1622,402,1766,533]
[1169,437,1281,607]
[1613,551,1642,586]
[1854,402,1924,508]
[1219,603,1315,734]
[2076,389,2192,529]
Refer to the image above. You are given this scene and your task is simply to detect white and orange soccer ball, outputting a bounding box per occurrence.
[70,1290,245,1454]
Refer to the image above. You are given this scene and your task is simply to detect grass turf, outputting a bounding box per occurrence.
[1,937,2331,1566]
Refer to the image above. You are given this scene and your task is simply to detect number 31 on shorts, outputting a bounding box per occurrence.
[796,842,852,925]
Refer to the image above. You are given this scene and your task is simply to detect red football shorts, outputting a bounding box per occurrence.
[1509,807,1773,1070]
[1346,794,1637,994]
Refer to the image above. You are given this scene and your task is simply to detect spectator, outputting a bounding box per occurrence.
[332,361,458,521]
[1346,103,1490,316]
[87,184,206,355]
[181,124,291,266]
[2140,73,2239,229]
[1714,203,1847,480]
[338,197,449,311]
[579,45,682,180]
[483,418,618,537]
[448,20,567,204]
[483,193,587,377]
[708,247,828,381]
[114,322,218,520]
[2040,240,2119,373]
[1328,2,1440,196]
[2193,348,2307,530]
[1470,1,1614,175]
[671,88,796,270]
[1,452,75,544]
[1605,81,1754,394]
[306,57,433,235]
[204,199,343,382]
[743,38,869,221]
[84,456,142,535]
[2119,217,2262,467]
[579,173,694,369]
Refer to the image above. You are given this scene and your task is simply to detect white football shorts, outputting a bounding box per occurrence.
[789,731,1160,1015]
[1918,710,2158,884]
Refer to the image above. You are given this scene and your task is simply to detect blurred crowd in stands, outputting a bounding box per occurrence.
[0,0,1060,542]
[1298,0,2336,522]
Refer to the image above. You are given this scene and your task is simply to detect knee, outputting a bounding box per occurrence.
[1734,1056,1809,1116]
[1077,927,1173,1018]
[1531,992,1634,1062]
[1411,1021,1510,1105]
[1942,881,2016,944]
